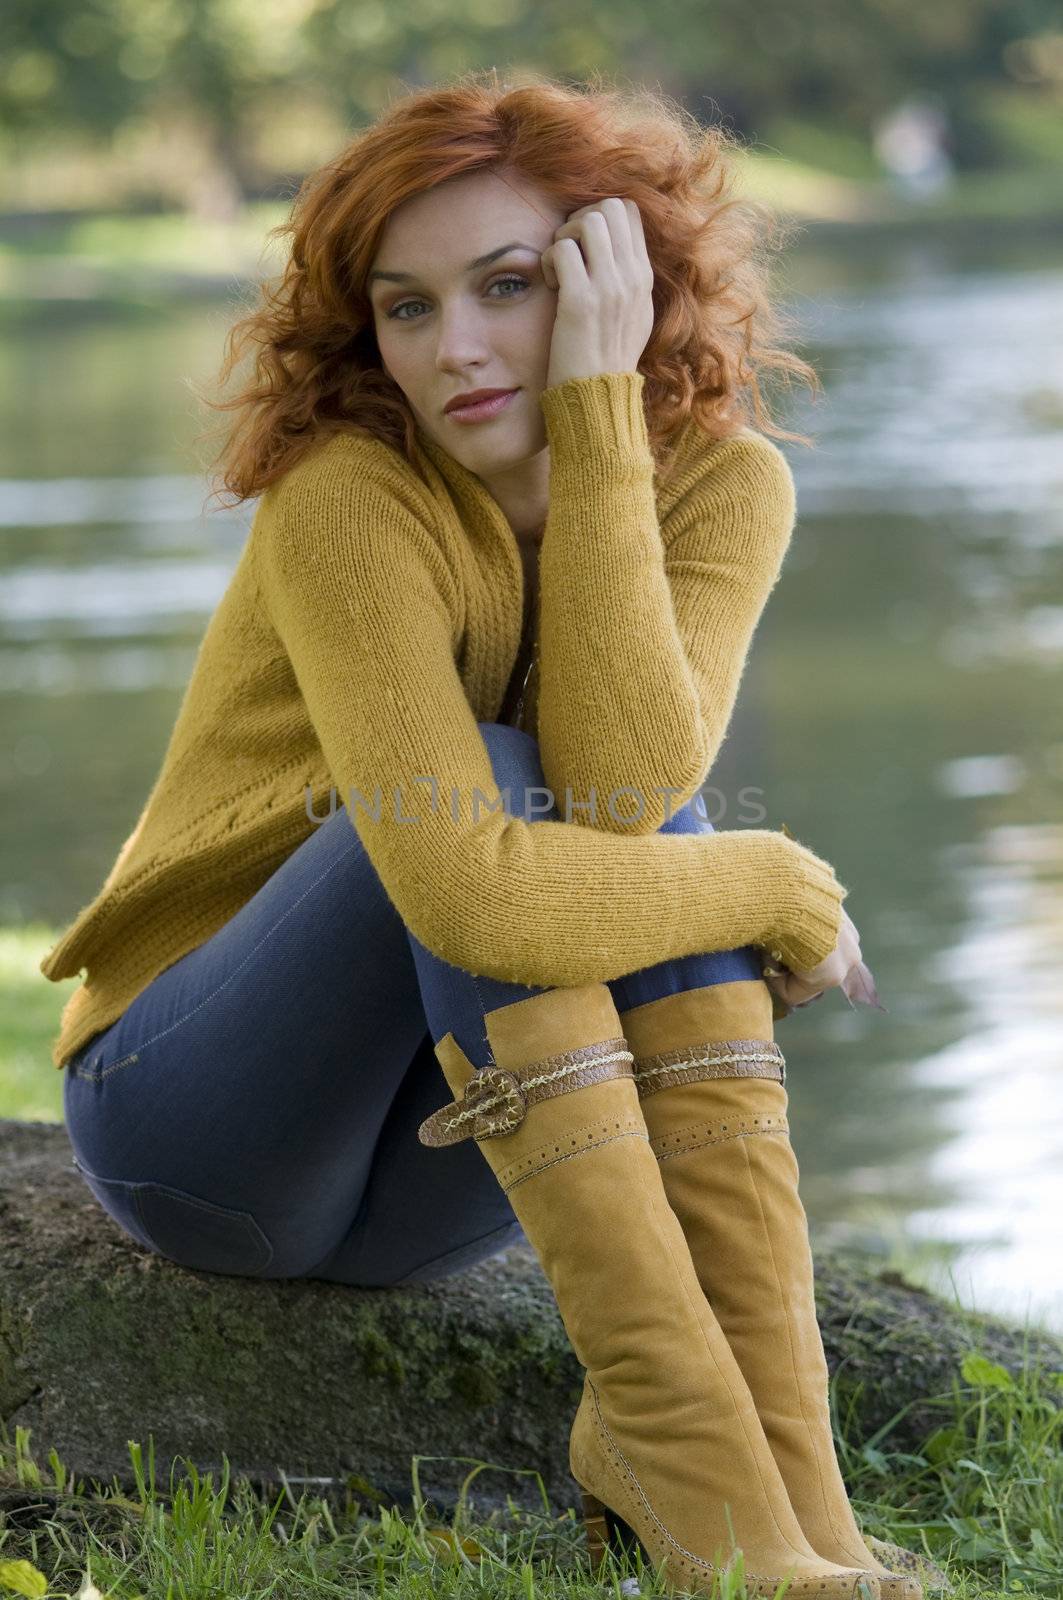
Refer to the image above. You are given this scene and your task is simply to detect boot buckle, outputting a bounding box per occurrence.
[463,1067,527,1137]
[418,1066,527,1146]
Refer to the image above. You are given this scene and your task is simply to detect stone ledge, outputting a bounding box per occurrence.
[2,1117,1060,1517]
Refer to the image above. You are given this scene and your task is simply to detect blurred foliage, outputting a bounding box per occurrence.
[0,0,1060,215]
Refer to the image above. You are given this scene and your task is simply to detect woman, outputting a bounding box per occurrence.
[41,71,914,1600]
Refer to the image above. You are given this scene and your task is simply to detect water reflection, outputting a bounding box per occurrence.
[907,823,1063,1334]
[709,229,1063,1334]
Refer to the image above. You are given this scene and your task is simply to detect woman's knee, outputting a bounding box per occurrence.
[476,721,716,837]
[476,718,540,766]
[475,720,556,820]
[657,789,716,836]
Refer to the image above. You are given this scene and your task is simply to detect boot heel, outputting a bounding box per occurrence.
[578,1484,642,1573]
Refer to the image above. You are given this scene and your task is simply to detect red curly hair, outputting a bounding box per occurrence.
[195,68,821,509]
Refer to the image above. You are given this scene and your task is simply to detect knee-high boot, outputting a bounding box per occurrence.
[617,978,922,1600]
[418,979,880,1599]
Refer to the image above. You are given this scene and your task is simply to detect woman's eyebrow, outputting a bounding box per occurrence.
[368,241,540,286]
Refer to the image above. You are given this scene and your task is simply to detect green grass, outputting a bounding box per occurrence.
[735,152,1063,229]
[0,203,289,302]
[1,924,69,1122]
[0,1336,1060,1598]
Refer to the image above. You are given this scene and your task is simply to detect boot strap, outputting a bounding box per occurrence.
[632,1037,786,1097]
[418,1036,635,1147]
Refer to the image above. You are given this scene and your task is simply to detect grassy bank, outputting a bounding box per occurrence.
[1,925,67,1124]
[0,1329,1060,1598]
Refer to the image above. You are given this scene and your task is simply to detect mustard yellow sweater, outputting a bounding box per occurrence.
[40,371,847,1070]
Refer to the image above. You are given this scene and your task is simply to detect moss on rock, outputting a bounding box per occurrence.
[1,1117,1059,1517]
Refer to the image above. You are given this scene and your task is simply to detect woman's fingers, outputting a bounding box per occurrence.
[762,946,888,1016]
[764,968,829,1007]
[840,958,889,1012]
[760,905,877,1011]
[788,906,862,989]
[553,197,637,274]
[543,197,656,387]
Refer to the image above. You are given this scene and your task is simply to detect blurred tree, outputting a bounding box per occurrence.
[0,0,1059,211]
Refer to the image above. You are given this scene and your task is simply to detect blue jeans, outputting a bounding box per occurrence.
[63,722,764,1286]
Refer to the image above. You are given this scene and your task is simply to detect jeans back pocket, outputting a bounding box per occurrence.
[134,1182,274,1276]
[73,1162,274,1276]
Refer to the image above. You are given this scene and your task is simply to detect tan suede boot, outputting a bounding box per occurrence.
[418,980,880,1599]
[617,978,923,1600]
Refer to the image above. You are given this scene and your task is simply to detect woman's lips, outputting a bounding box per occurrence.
[446,389,519,423]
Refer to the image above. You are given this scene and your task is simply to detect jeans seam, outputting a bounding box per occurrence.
[469,973,498,1067]
[73,1051,141,1083]
[393,1218,524,1284]
[83,833,363,1076]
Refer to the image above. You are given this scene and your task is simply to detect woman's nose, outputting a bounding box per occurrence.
[433,311,495,364]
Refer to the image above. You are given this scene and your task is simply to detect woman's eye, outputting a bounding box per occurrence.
[385,274,530,321]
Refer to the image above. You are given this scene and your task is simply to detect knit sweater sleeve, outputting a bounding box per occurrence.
[253,440,847,984]
[535,372,794,833]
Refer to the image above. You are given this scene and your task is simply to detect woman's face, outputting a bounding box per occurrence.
[368,170,566,476]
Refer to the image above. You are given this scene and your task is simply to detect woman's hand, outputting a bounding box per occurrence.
[761,906,886,1013]
[541,197,655,390]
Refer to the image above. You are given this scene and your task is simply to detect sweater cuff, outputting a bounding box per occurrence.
[765,836,848,973]
[539,371,654,476]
